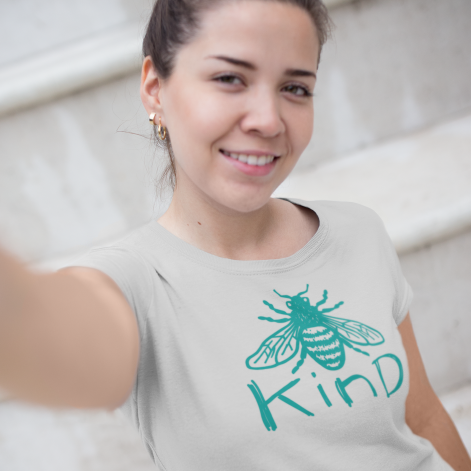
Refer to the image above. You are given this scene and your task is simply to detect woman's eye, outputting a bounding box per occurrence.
[282,84,313,97]
[215,74,243,85]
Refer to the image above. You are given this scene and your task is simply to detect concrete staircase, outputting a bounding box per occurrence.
[0,0,470,468]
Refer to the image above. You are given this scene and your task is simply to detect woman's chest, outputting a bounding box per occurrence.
[144,265,408,444]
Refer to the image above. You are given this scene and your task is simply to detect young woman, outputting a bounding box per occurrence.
[0,0,470,470]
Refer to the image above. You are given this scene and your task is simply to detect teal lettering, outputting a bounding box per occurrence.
[372,353,404,398]
[335,374,377,407]
[317,384,332,407]
[248,379,314,431]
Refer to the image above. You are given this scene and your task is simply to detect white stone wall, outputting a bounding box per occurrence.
[0,74,160,263]
[306,0,471,167]
[401,230,471,394]
[0,0,153,67]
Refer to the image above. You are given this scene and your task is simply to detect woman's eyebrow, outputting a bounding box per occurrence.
[285,69,317,79]
[206,55,256,69]
[206,55,316,78]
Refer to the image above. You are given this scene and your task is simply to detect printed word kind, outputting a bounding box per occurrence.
[248,353,403,431]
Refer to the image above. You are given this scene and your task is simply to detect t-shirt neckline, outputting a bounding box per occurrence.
[148,198,329,275]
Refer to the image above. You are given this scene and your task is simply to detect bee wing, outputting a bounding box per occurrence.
[246,322,300,370]
[322,316,385,345]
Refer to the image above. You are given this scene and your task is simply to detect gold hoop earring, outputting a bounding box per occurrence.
[157,117,167,141]
[149,112,157,125]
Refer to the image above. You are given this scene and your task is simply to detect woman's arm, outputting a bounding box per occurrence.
[399,314,471,471]
[0,248,139,409]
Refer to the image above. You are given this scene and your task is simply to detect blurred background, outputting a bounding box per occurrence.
[0,0,470,468]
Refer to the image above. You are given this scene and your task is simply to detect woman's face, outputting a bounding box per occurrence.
[142,0,320,213]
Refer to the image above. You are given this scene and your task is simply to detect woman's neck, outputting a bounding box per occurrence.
[158,184,319,261]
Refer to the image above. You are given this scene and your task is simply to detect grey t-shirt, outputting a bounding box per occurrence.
[75,199,452,471]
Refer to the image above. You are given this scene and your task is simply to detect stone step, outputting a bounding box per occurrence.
[0,22,142,118]
[275,112,471,255]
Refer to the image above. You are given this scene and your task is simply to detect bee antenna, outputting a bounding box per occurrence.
[273,289,291,299]
[297,284,309,296]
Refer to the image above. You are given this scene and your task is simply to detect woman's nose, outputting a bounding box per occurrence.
[240,88,286,138]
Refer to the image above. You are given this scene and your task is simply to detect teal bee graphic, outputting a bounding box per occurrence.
[246,285,384,374]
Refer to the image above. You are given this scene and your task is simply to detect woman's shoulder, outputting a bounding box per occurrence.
[71,220,162,294]
[81,219,163,260]
[69,222,163,323]
[286,198,385,232]
[284,198,398,261]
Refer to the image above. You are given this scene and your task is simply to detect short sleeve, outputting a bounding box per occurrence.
[373,215,414,325]
[71,245,155,342]
[394,269,414,325]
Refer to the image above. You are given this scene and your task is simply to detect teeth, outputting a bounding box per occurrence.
[257,156,267,166]
[223,150,277,166]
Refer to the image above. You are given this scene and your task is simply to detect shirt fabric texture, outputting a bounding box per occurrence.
[75,199,452,471]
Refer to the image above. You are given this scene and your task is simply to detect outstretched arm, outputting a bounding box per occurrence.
[399,314,471,471]
[0,248,139,409]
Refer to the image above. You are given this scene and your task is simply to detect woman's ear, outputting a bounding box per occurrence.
[140,56,164,118]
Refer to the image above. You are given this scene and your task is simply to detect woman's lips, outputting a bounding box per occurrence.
[220,149,279,176]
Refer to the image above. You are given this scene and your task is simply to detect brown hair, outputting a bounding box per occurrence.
[143,0,333,191]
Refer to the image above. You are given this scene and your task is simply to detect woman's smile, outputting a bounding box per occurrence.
[220,148,280,176]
